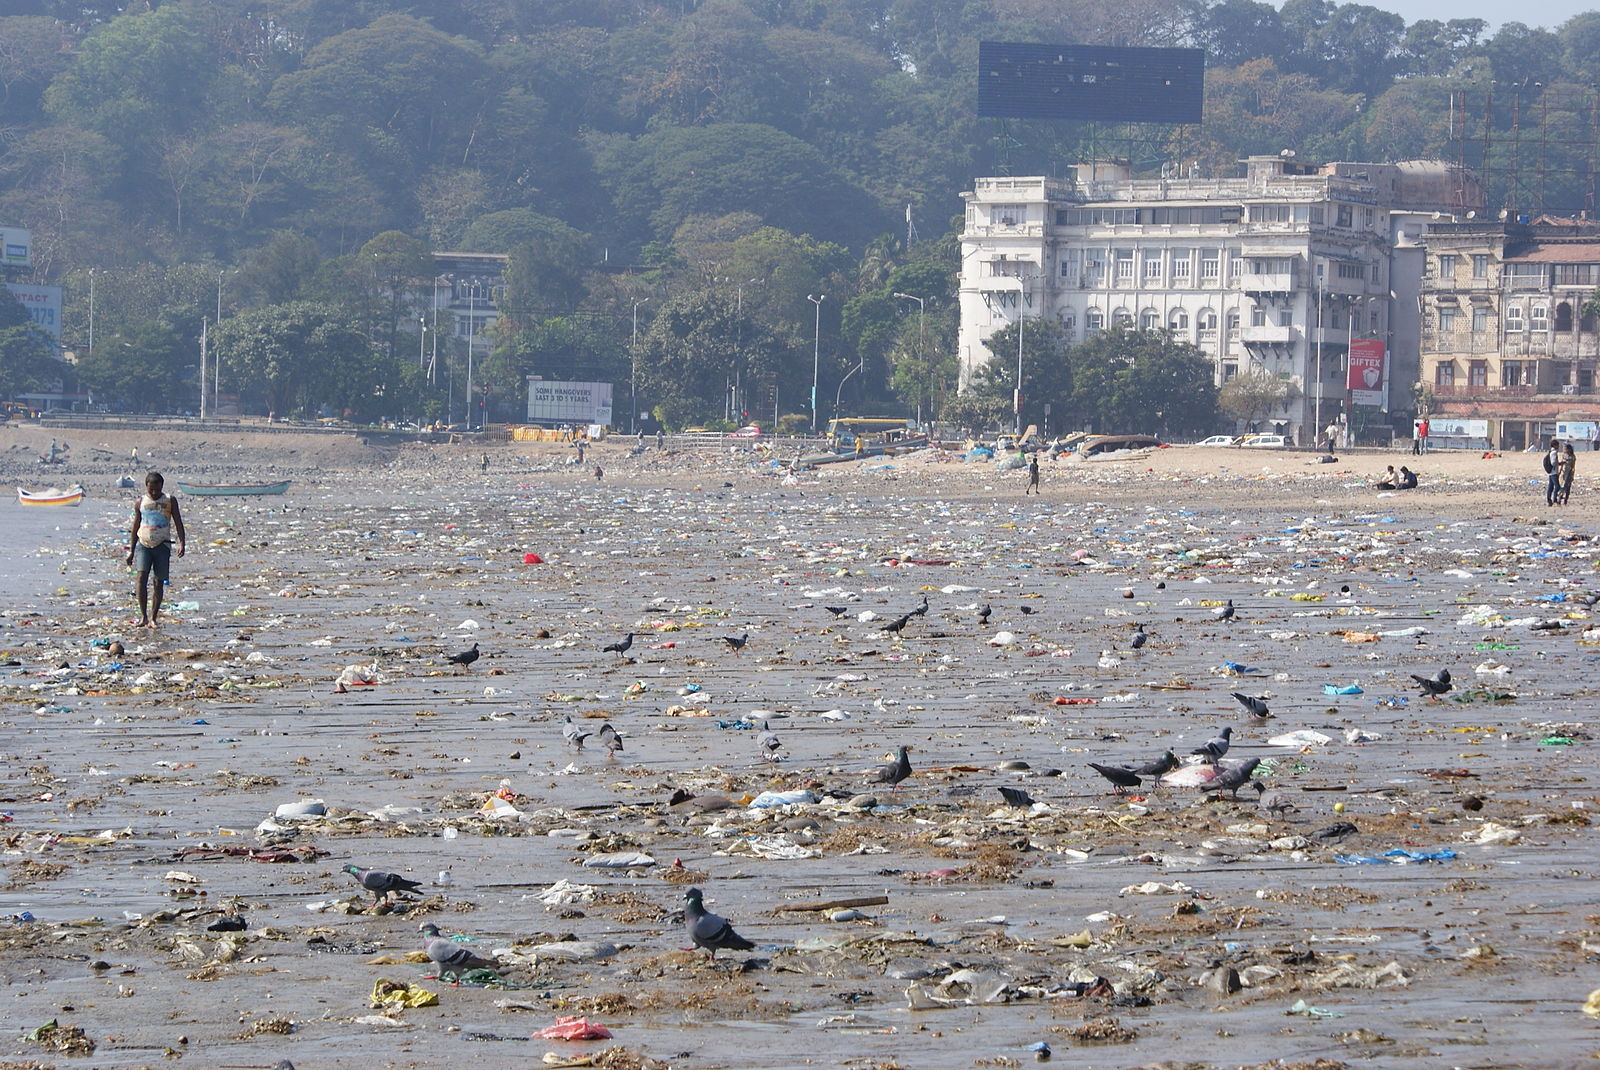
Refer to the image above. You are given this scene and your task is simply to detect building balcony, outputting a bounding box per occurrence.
[1431,383,1537,397]
[1240,270,1298,292]
[965,223,1047,239]
[1240,324,1299,345]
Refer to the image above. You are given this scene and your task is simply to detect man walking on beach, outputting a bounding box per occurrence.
[1545,440,1563,506]
[1025,454,1040,494]
[1416,417,1429,455]
[125,471,186,628]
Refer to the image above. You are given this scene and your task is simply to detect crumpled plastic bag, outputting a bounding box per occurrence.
[370,978,439,1009]
[334,660,384,690]
[906,968,1011,1009]
[1312,960,1412,989]
[535,879,598,905]
[533,1015,613,1040]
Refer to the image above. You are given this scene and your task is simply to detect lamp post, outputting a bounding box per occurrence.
[466,284,476,430]
[631,297,651,433]
[87,269,95,358]
[807,294,825,431]
[429,275,441,383]
[893,292,927,424]
[419,317,428,370]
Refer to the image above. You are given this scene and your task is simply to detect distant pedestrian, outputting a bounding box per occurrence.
[593,465,604,482]
[1545,439,1563,506]
[1559,442,1576,504]
[656,429,666,451]
[1417,417,1430,454]
[125,471,186,629]
[1025,455,1040,494]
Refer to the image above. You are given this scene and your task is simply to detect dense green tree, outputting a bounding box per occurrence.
[1063,326,1220,438]
[0,289,59,400]
[74,321,188,412]
[635,288,792,428]
[212,301,376,416]
[971,317,1074,435]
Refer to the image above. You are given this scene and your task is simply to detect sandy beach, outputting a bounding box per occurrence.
[1,422,1597,1070]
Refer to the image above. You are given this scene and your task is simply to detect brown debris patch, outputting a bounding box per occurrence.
[5,860,70,889]
[25,1020,94,1057]
[1052,1015,1138,1044]
[236,1016,295,1038]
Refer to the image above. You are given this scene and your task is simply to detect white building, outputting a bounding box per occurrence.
[957,155,1481,443]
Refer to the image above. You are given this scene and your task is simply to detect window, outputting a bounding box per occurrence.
[1172,256,1191,280]
[1169,309,1189,329]
[1229,253,1243,278]
[1469,360,1488,386]
[1439,254,1457,278]
[1438,307,1457,332]
[1310,206,1325,225]
[1200,251,1220,280]
[1473,254,1489,278]
[1363,208,1375,225]
[1226,310,1240,331]
[1115,250,1134,280]
[1502,361,1527,386]
[1251,305,1266,326]
[1435,362,1455,387]
[1086,309,1104,331]
[1505,305,1524,331]
[1472,305,1490,332]
[1279,309,1294,327]
[1557,302,1574,331]
[1143,256,1162,280]
[1531,304,1549,331]
[1198,309,1218,330]
[1113,307,1133,327]
[1062,312,1077,329]
[1336,204,1353,227]
[1141,308,1160,329]
[991,204,1026,225]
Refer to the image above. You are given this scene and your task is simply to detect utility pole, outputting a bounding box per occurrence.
[807,294,825,432]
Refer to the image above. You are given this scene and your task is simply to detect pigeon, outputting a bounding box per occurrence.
[419,922,498,984]
[595,722,624,757]
[997,785,1035,808]
[823,605,850,618]
[1019,604,1037,615]
[720,632,748,655]
[1130,623,1147,649]
[1213,599,1236,621]
[1231,692,1272,719]
[207,914,247,931]
[563,714,592,750]
[872,745,912,790]
[1132,750,1180,779]
[446,642,479,667]
[1088,761,1142,794]
[910,594,930,617]
[1191,726,1233,763]
[1411,668,1452,697]
[757,720,782,762]
[1252,780,1295,817]
[345,865,422,904]
[880,612,913,636]
[977,603,992,626]
[1206,757,1262,799]
[603,632,635,657]
[683,887,755,960]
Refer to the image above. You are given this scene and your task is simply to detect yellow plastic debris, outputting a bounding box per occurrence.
[370,978,439,1009]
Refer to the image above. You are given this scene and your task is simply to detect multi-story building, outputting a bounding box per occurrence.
[958,155,1481,443]
[1421,218,1600,451]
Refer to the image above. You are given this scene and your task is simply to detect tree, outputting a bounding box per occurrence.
[971,317,1074,434]
[0,289,58,400]
[635,288,789,428]
[212,301,376,416]
[1219,369,1294,431]
[1062,326,1220,438]
[73,321,187,411]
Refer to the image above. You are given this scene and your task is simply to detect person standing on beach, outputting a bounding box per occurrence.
[124,471,185,628]
[1025,454,1040,494]
[1417,417,1429,455]
[1545,440,1563,506]
[1559,442,1576,504]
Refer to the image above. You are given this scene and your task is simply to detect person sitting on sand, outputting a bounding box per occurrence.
[1397,466,1417,489]
[1374,465,1398,490]
[125,471,186,628]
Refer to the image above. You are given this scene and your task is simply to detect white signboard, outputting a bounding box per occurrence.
[0,227,31,268]
[1557,421,1597,442]
[526,379,614,425]
[5,283,61,338]
[1430,418,1488,439]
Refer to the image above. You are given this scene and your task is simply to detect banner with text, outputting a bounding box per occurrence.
[526,379,613,425]
[1346,338,1386,407]
[5,283,61,338]
[0,227,30,268]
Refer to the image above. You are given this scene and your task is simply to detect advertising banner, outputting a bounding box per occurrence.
[0,227,31,268]
[5,283,61,338]
[1347,338,1386,407]
[526,379,613,425]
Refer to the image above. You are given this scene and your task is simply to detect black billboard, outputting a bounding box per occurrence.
[978,43,1205,124]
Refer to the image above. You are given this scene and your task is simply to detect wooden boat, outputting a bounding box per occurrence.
[17,484,85,506]
[793,435,930,467]
[175,480,290,497]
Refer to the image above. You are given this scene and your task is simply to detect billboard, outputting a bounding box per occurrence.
[978,43,1205,123]
[5,283,62,338]
[526,379,613,425]
[0,227,31,268]
[1347,338,1386,407]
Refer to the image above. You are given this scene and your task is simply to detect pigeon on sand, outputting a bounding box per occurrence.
[1133,750,1180,778]
[595,722,624,758]
[1088,761,1142,794]
[1411,668,1452,698]
[1190,726,1233,763]
[757,720,782,762]
[419,922,498,984]
[563,715,593,750]
[1213,599,1236,621]
[344,865,422,904]
[602,633,634,658]
[446,642,479,667]
[684,887,755,960]
[872,745,912,790]
[1206,757,1262,799]
[1230,692,1272,719]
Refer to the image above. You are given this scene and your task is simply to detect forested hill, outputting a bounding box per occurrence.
[3,0,1599,426]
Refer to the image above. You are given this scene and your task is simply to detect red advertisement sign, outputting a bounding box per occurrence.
[1347,338,1386,405]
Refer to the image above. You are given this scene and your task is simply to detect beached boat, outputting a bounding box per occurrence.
[793,435,930,467]
[175,480,291,497]
[17,484,85,506]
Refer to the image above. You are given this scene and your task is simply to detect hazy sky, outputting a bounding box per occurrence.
[1376,0,1593,29]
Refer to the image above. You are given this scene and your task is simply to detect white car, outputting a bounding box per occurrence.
[1240,434,1290,449]
[1196,435,1239,447]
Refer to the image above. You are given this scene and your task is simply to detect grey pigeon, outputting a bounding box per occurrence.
[872,745,912,790]
[1207,757,1262,799]
[1230,692,1271,719]
[1411,668,1452,697]
[997,785,1035,808]
[595,722,624,757]
[563,714,592,750]
[603,632,634,657]
[910,594,930,617]
[757,720,782,762]
[977,603,992,626]
[1213,599,1236,621]
[1252,780,1294,817]
[683,887,755,960]
[419,922,498,984]
[1191,726,1233,763]
[880,612,913,636]
[1130,623,1147,649]
[1133,750,1180,778]
[823,605,850,617]
[1088,762,1141,794]
[720,632,748,655]
[345,865,422,904]
[446,642,479,667]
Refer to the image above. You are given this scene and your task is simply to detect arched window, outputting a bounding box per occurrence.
[1141,308,1160,329]
[1113,307,1133,327]
[1169,309,1189,330]
[1556,302,1574,332]
[1198,308,1218,329]
[1086,309,1104,331]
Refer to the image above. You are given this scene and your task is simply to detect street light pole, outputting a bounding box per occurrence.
[466,285,476,430]
[808,294,825,432]
[1014,278,1029,435]
[893,292,927,424]
[631,297,651,433]
[87,269,95,358]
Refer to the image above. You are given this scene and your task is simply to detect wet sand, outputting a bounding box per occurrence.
[1,425,1597,1069]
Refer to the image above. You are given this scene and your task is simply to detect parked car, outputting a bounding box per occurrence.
[729,424,763,438]
[1196,435,1240,447]
[1240,434,1290,449]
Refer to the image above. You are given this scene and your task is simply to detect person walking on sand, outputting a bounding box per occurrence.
[125,471,185,628]
[1025,454,1040,494]
[1559,442,1577,504]
[1545,439,1563,506]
